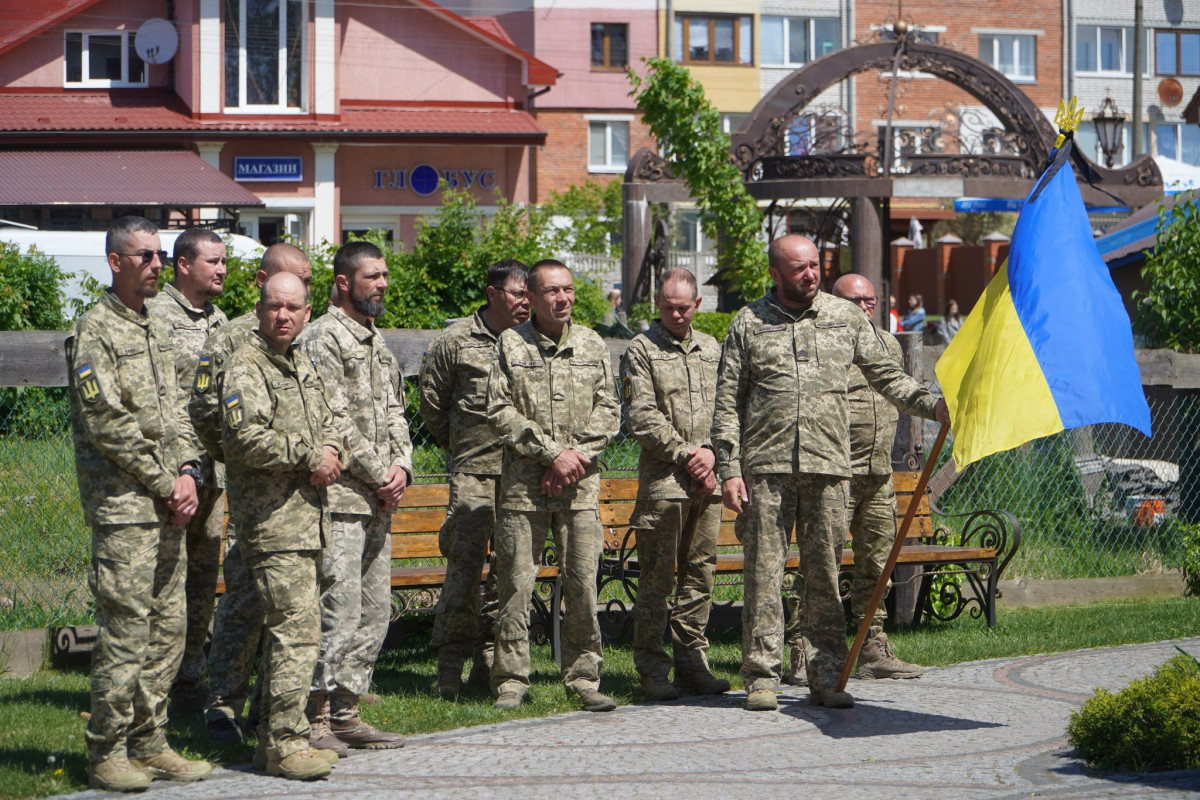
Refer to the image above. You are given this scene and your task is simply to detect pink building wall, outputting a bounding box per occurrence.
[338,143,523,206]
[0,0,172,88]
[530,7,657,110]
[217,140,316,199]
[339,6,523,105]
[174,0,196,113]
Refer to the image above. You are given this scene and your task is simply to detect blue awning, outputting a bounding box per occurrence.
[954,197,1025,213]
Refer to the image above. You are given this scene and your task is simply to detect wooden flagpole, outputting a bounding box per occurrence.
[835,423,948,693]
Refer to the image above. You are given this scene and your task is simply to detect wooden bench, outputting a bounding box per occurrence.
[596,472,1021,629]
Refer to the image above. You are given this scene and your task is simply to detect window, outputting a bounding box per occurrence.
[720,113,747,135]
[878,25,940,44]
[1076,26,1147,73]
[1157,123,1200,165]
[672,15,752,65]
[761,17,839,67]
[880,125,942,173]
[786,113,843,155]
[64,31,146,87]
[225,0,306,111]
[588,119,630,172]
[591,23,628,69]
[1156,30,1200,76]
[980,33,1036,81]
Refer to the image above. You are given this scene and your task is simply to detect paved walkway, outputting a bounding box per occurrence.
[69,638,1200,799]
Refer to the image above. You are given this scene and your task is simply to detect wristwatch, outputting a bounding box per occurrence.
[181,466,205,489]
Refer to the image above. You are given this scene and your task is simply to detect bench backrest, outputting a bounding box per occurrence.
[599,472,933,555]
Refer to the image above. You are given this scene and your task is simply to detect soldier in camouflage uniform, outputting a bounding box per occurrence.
[711,235,948,712]
[785,274,925,686]
[221,271,343,781]
[191,243,313,745]
[302,242,410,753]
[420,260,530,699]
[620,269,730,701]
[67,216,214,791]
[487,260,621,712]
[147,228,230,713]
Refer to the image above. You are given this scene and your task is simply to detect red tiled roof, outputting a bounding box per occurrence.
[0,0,105,57]
[0,150,264,206]
[0,92,547,139]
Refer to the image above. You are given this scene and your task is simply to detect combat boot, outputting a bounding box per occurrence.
[855,630,923,680]
[330,689,406,749]
[575,688,616,712]
[809,687,854,708]
[784,643,808,686]
[306,691,348,758]
[745,689,778,711]
[435,654,464,699]
[640,675,679,702]
[88,754,151,792]
[128,748,213,782]
[266,748,332,781]
[673,666,731,695]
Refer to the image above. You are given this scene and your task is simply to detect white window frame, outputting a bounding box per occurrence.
[586,115,632,174]
[1154,122,1200,166]
[224,0,308,114]
[1075,25,1148,75]
[761,16,840,68]
[878,122,942,174]
[874,25,945,78]
[63,30,147,88]
[977,31,1038,82]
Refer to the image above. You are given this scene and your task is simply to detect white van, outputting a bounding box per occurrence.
[0,227,265,303]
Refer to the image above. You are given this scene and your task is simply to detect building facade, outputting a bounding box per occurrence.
[0,0,556,247]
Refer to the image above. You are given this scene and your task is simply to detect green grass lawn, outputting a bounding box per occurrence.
[2,595,1198,800]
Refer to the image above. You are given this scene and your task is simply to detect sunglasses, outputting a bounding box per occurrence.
[118,249,169,265]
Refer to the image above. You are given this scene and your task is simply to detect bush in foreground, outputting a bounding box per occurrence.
[1067,651,1200,771]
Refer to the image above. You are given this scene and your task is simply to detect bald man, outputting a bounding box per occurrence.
[710,235,948,711]
[220,271,342,779]
[784,273,924,688]
[192,243,316,744]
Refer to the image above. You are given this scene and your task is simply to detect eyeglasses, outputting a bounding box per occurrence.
[118,250,169,265]
[848,295,878,307]
[497,287,529,299]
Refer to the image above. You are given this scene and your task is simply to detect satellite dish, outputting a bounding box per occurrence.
[135,18,178,65]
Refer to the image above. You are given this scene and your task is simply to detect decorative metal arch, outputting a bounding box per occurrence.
[727,40,1160,200]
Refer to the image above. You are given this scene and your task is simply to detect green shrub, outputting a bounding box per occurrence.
[1183,522,1200,597]
[692,311,734,342]
[1067,652,1200,771]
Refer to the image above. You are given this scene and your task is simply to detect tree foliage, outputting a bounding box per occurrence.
[1134,192,1200,353]
[629,57,769,299]
[0,242,68,331]
[540,179,623,257]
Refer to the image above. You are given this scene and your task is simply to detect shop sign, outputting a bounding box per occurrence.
[372,164,496,197]
[234,156,303,182]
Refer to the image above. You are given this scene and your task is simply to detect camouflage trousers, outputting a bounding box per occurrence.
[431,472,498,666]
[85,521,187,764]
[249,549,320,761]
[312,513,392,698]
[492,508,603,698]
[786,473,896,648]
[174,485,225,691]
[630,496,721,680]
[204,535,263,724]
[738,472,848,694]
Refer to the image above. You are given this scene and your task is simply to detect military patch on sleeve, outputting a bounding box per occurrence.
[194,355,213,394]
[75,364,101,404]
[224,394,243,430]
[621,370,632,402]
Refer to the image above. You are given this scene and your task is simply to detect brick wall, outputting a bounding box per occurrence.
[533,110,657,201]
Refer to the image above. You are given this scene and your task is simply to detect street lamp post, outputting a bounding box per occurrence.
[1093,95,1126,169]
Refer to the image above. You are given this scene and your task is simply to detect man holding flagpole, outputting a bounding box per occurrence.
[711,234,949,712]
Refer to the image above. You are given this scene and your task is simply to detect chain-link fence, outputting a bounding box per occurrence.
[2,373,1197,631]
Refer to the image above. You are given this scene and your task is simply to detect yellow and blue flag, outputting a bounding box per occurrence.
[935,136,1151,469]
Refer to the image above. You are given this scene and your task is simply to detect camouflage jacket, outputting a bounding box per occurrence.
[189,312,257,463]
[148,283,229,486]
[221,333,339,557]
[303,306,413,516]
[487,320,621,511]
[66,290,201,528]
[712,290,937,481]
[620,321,721,502]
[849,326,904,476]
[418,309,503,476]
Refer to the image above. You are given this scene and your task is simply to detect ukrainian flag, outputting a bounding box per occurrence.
[935,137,1152,469]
